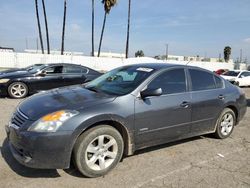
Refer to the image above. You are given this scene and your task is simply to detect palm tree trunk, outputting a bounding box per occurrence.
[125,0,131,59]
[98,12,107,57]
[61,0,67,55]
[35,0,44,54]
[42,0,50,54]
[91,0,95,56]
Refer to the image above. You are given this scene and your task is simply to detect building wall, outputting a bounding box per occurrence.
[0,52,247,72]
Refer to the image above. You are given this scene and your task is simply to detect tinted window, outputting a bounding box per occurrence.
[148,69,186,94]
[189,69,216,91]
[214,75,223,88]
[64,66,82,74]
[222,71,240,77]
[44,66,63,74]
[239,72,250,78]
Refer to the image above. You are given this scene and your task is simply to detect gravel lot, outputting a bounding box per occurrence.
[0,88,249,188]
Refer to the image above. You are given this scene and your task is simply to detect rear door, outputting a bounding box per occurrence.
[62,65,86,86]
[188,69,225,134]
[135,68,192,148]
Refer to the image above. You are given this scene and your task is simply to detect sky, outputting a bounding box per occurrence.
[0,0,249,61]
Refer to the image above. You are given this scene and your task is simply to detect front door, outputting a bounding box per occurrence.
[134,68,192,148]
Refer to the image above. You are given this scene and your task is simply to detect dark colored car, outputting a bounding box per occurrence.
[214,69,228,75]
[5,63,247,177]
[0,63,102,98]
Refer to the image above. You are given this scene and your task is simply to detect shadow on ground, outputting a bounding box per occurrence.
[1,139,60,178]
[247,99,250,107]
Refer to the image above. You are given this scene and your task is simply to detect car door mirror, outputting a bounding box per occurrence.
[37,70,46,77]
[140,88,162,99]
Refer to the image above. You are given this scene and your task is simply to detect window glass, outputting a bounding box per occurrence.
[45,66,63,74]
[189,69,216,91]
[214,75,223,88]
[63,66,82,74]
[85,66,155,95]
[239,72,250,78]
[147,69,186,94]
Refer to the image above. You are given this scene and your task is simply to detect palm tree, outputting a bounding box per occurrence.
[224,46,231,62]
[61,0,67,55]
[97,0,117,57]
[42,0,50,54]
[35,0,44,54]
[91,0,95,56]
[125,0,131,58]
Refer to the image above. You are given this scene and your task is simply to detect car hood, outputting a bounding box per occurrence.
[221,75,236,81]
[18,85,116,121]
[0,70,30,78]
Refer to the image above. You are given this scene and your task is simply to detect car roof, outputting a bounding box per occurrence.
[123,63,184,70]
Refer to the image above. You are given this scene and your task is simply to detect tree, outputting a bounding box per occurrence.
[42,0,50,54]
[98,0,117,57]
[61,0,67,55]
[135,50,144,57]
[35,0,44,54]
[91,0,95,56]
[125,0,131,58]
[224,46,231,62]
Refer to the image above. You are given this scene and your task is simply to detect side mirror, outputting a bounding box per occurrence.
[140,88,162,99]
[37,70,46,77]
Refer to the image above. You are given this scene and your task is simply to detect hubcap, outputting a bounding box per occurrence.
[10,83,26,98]
[220,113,234,136]
[85,135,118,171]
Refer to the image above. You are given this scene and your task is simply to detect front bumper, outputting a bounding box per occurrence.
[0,84,8,97]
[6,125,74,169]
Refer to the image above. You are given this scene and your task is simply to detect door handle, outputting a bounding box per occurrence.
[218,95,225,100]
[180,101,190,108]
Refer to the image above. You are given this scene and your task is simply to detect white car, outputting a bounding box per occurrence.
[221,70,250,87]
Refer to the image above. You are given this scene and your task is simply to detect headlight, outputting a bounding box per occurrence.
[28,110,78,132]
[0,79,10,83]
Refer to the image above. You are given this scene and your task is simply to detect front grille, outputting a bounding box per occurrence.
[11,109,29,128]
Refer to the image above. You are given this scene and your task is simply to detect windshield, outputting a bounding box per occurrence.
[27,64,47,73]
[222,71,240,77]
[85,66,155,95]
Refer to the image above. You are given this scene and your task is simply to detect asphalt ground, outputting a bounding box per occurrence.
[0,88,249,188]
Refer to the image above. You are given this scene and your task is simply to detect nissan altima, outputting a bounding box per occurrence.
[5,63,247,177]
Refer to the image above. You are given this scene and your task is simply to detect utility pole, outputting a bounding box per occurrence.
[165,44,168,60]
[240,49,242,63]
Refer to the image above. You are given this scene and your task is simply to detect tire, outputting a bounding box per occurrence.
[8,82,28,99]
[214,108,236,139]
[73,125,124,178]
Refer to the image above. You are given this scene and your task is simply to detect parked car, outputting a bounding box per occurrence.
[221,70,250,87]
[6,64,247,177]
[214,69,228,75]
[0,63,102,98]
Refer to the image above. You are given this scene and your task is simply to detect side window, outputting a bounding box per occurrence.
[81,67,88,74]
[239,72,250,78]
[147,69,186,95]
[214,75,224,88]
[45,66,63,74]
[63,66,82,74]
[189,69,216,91]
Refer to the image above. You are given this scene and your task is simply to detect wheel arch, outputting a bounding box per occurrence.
[225,105,238,124]
[71,115,134,160]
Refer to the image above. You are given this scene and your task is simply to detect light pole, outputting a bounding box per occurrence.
[165,44,168,60]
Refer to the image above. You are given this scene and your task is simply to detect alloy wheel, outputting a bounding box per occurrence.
[220,113,234,136]
[85,135,118,171]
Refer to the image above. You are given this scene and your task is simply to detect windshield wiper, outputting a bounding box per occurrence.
[85,86,99,93]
